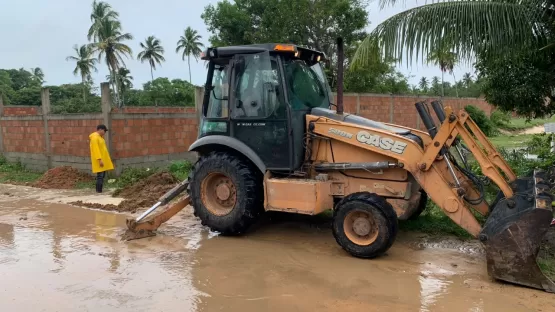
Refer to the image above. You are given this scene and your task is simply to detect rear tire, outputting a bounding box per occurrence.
[332,192,398,259]
[189,151,264,235]
[408,190,428,220]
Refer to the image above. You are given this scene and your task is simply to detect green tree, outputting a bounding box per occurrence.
[66,44,98,101]
[357,0,547,64]
[88,0,120,42]
[126,77,195,106]
[430,76,441,96]
[6,68,39,91]
[201,0,369,89]
[107,68,133,106]
[476,49,555,118]
[426,44,457,97]
[30,68,45,85]
[176,27,204,84]
[352,0,555,116]
[418,77,428,93]
[137,36,166,82]
[462,73,473,88]
[89,18,133,107]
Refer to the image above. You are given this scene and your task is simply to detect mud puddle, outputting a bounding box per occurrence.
[1,184,554,311]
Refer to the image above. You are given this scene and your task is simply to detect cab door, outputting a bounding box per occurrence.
[228,51,291,170]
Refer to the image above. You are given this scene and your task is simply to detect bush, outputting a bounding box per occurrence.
[464,105,498,136]
[490,110,512,128]
[168,161,193,181]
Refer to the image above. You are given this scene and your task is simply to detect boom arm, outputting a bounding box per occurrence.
[307,104,516,238]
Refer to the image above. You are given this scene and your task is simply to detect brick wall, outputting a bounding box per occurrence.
[0,84,492,175]
[334,93,490,131]
[3,106,41,116]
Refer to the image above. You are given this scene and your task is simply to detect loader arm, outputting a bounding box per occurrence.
[307,103,555,293]
[308,113,485,236]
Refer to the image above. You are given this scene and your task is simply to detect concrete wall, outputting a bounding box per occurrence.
[0,84,492,175]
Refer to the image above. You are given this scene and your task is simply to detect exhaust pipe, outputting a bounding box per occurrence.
[336,37,344,115]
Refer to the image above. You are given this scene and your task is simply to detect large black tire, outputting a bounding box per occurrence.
[332,192,398,259]
[188,151,264,235]
[408,190,428,220]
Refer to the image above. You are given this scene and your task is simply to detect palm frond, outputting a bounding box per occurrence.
[355,0,546,67]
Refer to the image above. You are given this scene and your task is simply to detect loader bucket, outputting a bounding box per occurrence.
[480,169,555,293]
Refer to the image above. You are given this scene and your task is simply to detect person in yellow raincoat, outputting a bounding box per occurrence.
[89,124,114,193]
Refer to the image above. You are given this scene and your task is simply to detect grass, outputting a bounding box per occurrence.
[500,115,555,131]
[0,158,42,184]
[539,257,555,281]
[111,160,193,192]
[398,201,482,239]
[489,133,535,149]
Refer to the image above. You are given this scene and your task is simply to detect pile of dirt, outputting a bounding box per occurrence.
[70,171,180,213]
[33,166,93,189]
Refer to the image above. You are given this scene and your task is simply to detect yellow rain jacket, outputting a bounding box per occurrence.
[89,132,114,173]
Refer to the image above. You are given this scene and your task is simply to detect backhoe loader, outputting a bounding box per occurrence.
[123,38,555,293]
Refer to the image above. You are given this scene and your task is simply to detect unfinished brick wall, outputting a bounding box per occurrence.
[0,84,493,175]
[3,106,41,116]
[111,116,198,159]
[2,119,45,154]
[334,93,490,132]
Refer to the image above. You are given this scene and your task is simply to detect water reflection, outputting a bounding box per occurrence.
[0,199,202,312]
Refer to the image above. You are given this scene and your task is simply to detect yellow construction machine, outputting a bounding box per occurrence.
[123,39,555,293]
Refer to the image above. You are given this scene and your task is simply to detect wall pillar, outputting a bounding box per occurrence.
[0,94,4,153]
[41,88,52,169]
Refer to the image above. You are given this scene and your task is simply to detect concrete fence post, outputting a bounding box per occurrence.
[0,92,4,116]
[101,82,113,162]
[0,93,4,153]
[41,88,52,169]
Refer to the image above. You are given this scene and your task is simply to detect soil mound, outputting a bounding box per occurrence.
[71,171,180,213]
[33,166,93,189]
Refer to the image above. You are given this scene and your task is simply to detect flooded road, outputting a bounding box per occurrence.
[0,184,554,311]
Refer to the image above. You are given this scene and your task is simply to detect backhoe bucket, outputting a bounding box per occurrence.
[481,169,555,293]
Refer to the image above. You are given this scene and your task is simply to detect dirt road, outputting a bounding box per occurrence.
[0,184,554,312]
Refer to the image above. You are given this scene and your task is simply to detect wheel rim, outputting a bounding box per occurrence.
[200,172,237,216]
[343,209,379,246]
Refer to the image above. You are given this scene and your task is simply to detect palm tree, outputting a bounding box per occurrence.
[107,68,133,106]
[88,0,119,42]
[431,76,441,96]
[66,44,98,101]
[353,0,549,67]
[176,27,204,83]
[29,67,45,85]
[137,36,165,82]
[462,73,473,88]
[89,18,133,106]
[427,44,457,97]
[418,77,428,93]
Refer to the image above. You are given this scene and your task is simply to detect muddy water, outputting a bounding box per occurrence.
[0,185,554,311]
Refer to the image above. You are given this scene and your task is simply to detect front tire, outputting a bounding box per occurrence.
[189,151,264,235]
[332,192,398,259]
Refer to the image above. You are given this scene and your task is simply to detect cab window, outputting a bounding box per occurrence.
[206,63,229,118]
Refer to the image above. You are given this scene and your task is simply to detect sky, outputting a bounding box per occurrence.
[0,0,475,89]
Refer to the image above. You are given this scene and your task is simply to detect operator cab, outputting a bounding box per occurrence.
[199,43,420,173]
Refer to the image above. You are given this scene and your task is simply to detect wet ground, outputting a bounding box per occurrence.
[0,184,554,312]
